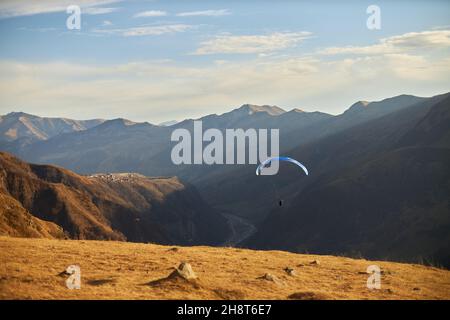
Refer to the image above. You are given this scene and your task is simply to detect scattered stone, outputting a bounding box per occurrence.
[258,273,283,285]
[148,262,200,288]
[386,288,393,294]
[413,287,420,291]
[284,267,296,276]
[310,260,320,265]
[167,247,179,252]
[260,273,275,281]
[297,263,305,267]
[170,262,197,280]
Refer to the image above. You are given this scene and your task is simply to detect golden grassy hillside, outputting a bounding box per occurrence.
[0,151,229,245]
[0,236,449,300]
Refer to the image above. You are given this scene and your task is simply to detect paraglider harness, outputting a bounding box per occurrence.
[256,156,308,208]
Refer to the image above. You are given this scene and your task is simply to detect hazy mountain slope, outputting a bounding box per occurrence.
[0,152,229,245]
[0,112,104,152]
[0,193,65,239]
[14,105,331,178]
[395,94,450,148]
[157,105,332,183]
[21,119,171,174]
[174,104,331,140]
[245,93,450,266]
[336,94,426,127]
[280,95,427,152]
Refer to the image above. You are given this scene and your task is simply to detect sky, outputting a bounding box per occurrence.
[0,0,449,123]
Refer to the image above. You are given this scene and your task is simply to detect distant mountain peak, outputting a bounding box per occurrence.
[158,120,178,127]
[289,108,305,113]
[5,111,35,119]
[103,118,137,127]
[346,101,371,113]
[93,118,155,133]
[343,94,427,116]
[237,104,286,116]
[0,112,105,143]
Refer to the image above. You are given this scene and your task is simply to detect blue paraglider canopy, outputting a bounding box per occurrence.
[256,156,308,176]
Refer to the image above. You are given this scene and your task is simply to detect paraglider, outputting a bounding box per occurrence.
[256,156,308,176]
[256,156,308,207]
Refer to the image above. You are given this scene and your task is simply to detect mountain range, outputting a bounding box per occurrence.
[1,91,449,266]
[0,112,104,150]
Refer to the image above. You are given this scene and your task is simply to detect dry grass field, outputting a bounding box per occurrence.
[0,236,449,300]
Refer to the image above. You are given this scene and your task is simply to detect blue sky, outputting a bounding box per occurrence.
[0,0,449,123]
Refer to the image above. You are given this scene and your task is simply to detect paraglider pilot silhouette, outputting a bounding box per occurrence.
[256,156,308,207]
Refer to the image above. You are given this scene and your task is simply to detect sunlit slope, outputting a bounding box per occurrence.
[0,152,229,245]
[0,237,449,300]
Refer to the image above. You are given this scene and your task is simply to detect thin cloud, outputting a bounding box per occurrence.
[194,31,312,55]
[95,24,194,37]
[320,30,450,55]
[133,10,167,18]
[176,9,230,17]
[0,0,122,18]
[83,7,119,15]
[17,27,57,32]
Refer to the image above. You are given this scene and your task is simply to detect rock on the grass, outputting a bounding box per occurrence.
[170,262,197,280]
[258,273,283,285]
[284,267,296,276]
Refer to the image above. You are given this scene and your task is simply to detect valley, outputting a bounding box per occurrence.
[1,92,449,268]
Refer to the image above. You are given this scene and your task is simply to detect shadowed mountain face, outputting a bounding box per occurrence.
[244,93,450,267]
[194,94,437,222]
[0,152,229,245]
[0,192,65,239]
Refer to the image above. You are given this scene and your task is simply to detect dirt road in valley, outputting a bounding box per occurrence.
[222,213,257,246]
